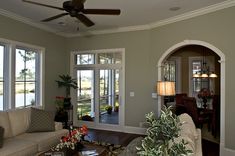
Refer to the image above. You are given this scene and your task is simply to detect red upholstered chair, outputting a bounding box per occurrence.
[175,93,187,115]
[211,95,220,137]
[183,97,210,128]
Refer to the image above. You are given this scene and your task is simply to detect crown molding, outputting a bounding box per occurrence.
[63,24,151,37]
[0,8,65,37]
[0,0,235,38]
[149,0,235,29]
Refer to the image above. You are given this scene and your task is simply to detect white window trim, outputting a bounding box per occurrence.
[70,48,125,132]
[0,38,45,110]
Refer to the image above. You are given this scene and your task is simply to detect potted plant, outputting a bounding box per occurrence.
[55,74,78,108]
[114,105,119,112]
[105,105,113,114]
[137,106,192,156]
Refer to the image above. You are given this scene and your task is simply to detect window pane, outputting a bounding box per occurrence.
[76,54,94,65]
[193,61,201,74]
[98,52,122,64]
[15,82,25,108]
[0,46,3,110]
[77,70,94,122]
[0,82,3,110]
[26,82,35,106]
[164,61,176,81]
[99,69,119,125]
[25,51,36,81]
[0,46,4,81]
[15,49,26,81]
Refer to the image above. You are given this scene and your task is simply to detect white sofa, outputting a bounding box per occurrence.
[119,113,202,156]
[0,108,69,156]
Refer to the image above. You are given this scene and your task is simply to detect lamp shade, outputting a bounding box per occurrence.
[209,72,218,78]
[157,81,175,96]
[201,73,209,78]
[193,72,200,78]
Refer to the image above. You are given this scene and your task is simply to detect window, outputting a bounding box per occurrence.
[15,48,38,107]
[0,39,44,110]
[163,57,181,93]
[0,45,4,110]
[73,49,124,126]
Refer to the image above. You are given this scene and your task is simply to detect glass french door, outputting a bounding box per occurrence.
[77,70,95,122]
[76,68,122,127]
[99,69,120,125]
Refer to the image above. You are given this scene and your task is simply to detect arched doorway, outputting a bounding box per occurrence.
[157,40,225,156]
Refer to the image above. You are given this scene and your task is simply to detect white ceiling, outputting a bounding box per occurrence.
[0,0,233,37]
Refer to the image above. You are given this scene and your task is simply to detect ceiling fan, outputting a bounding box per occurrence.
[22,0,121,27]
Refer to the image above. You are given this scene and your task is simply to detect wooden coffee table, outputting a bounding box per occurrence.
[78,142,108,156]
[39,142,108,156]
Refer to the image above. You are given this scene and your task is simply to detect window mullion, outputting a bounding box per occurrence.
[10,45,16,109]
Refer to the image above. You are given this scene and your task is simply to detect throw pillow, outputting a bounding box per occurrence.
[0,126,4,148]
[27,108,55,133]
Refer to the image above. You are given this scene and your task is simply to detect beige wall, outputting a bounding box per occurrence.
[0,15,68,111]
[1,5,235,150]
[66,6,235,150]
[66,30,157,127]
[149,7,235,150]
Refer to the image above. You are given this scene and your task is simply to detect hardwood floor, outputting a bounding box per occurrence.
[85,129,219,155]
[202,139,219,156]
[85,129,143,146]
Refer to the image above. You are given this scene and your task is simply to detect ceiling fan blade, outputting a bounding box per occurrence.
[41,13,69,22]
[82,9,121,15]
[22,0,64,10]
[76,14,94,27]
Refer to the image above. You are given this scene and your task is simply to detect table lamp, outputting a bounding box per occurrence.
[157,81,176,106]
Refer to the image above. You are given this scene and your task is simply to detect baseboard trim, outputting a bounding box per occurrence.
[123,126,146,135]
[220,143,235,156]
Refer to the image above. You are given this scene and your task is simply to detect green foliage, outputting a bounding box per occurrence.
[55,74,78,97]
[105,105,113,111]
[137,106,192,156]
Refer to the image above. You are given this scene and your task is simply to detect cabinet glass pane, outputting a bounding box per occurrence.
[77,70,94,122]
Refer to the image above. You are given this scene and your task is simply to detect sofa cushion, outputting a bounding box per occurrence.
[27,108,55,132]
[15,129,68,152]
[0,111,13,138]
[178,113,198,139]
[0,138,37,156]
[7,108,30,136]
[0,126,4,148]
